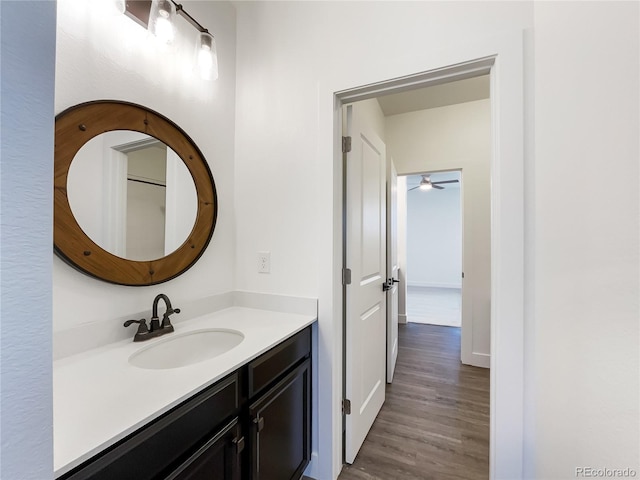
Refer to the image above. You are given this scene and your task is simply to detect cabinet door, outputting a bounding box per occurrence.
[249,359,311,480]
[167,418,243,480]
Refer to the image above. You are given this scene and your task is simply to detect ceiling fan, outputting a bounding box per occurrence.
[408,174,459,191]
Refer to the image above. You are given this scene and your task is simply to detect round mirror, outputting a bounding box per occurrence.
[67,131,197,261]
[55,101,217,286]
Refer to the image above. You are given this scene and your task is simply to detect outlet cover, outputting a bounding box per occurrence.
[258,252,271,273]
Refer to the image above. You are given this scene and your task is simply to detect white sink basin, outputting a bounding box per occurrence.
[129,329,244,370]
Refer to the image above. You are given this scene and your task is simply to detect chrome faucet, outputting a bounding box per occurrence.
[124,294,180,342]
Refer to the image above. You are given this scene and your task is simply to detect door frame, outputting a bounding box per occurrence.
[324,32,525,479]
[386,159,398,383]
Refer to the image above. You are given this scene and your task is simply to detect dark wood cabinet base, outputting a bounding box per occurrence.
[58,326,312,480]
[249,359,311,480]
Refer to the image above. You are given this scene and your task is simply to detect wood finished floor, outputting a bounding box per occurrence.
[406,286,462,327]
[337,323,489,480]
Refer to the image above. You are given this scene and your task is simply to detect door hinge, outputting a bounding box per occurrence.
[462,272,465,279]
[342,268,352,285]
[342,136,352,153]
[342,398,352,415]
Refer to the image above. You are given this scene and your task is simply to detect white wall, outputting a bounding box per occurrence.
[125,146,166,260]
[54,0,237,332]
[406,183,462,289]
[387,100,491,364]
[165,149,198,254]
[66,133,106,246]
[126,180,166,260]
[0,2,56,479]
[234,1,639,478]
[531,2,639,477]
[234,3,533,478]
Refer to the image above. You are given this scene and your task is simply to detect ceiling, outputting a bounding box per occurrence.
[377,75,487,191]
[377,75,489,116]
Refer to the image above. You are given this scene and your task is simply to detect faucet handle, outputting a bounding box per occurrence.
[161,307,180,330]
[124,319,149,334]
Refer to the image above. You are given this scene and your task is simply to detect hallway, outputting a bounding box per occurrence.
[406,286,462,327]
[338,323,489,480]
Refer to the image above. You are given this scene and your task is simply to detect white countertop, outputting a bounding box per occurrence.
[53,306,316,477]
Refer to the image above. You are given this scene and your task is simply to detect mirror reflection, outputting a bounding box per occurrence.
[67,131,197,261]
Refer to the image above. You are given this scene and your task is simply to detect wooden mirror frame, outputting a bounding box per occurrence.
[54,100,217,286]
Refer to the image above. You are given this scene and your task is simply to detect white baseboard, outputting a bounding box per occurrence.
[462,352,490,369]
[407,282,462,289]
[398,313,408,324]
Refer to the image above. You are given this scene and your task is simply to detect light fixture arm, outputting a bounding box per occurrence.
[124,0,212,36]
[123,0,218,80]
[170,1,209,34]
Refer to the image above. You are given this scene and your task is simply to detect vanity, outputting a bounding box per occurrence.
[53,100,316,479]
[54,306,315,480]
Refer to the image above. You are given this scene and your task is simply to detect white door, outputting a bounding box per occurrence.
[386,160,399,383]
[344,104,387,464]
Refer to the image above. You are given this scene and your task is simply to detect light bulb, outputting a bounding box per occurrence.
[148,0,176,45]
[419,183,432,191]
[155,17,174,44]
[195,32,218,81]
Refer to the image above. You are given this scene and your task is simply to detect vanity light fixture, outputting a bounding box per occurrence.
[148,0,176,45]
[123,0,219,80]
[195,31,218,81]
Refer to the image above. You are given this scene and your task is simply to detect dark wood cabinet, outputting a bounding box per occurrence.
[59,374,240,480]
[167,418,243,480]
[247,327,311,398]
[249,359,311,480]
[57,326,312,480]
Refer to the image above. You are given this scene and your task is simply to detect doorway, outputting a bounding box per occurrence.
[405,170,463,328]
[333,39,526,478]
[342,73,491,471]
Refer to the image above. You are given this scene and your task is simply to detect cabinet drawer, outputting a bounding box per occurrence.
[247,327,310,398]
[60,373,240,480]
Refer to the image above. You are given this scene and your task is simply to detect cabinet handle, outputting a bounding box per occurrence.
[233,436,245,455]
[254,416,265,432]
